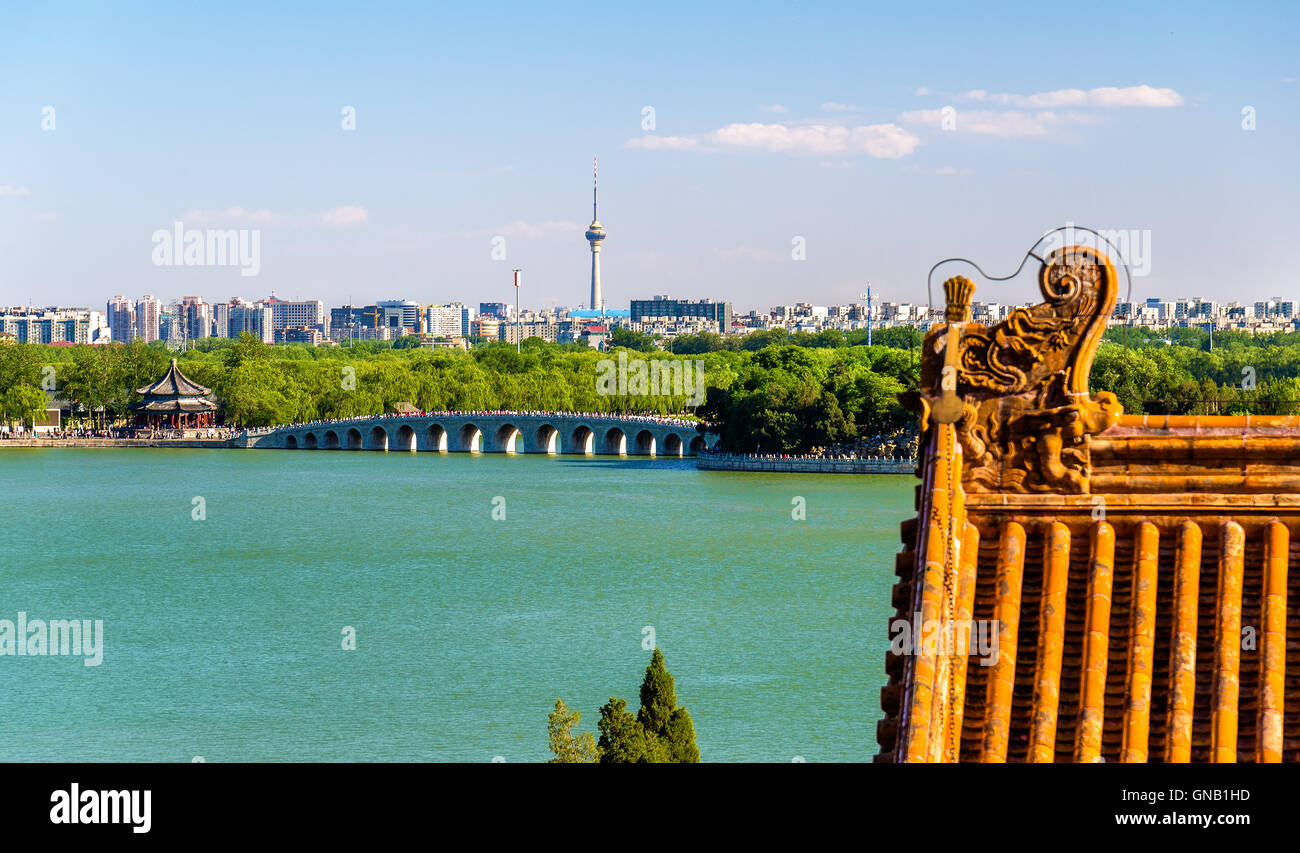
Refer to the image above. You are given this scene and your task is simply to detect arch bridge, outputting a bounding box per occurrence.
[248,412,717,457]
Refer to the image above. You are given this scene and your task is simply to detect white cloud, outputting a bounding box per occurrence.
[29,211,57,222]
[821,102,859,112]
[759,104,789,113]
[320,205,369,226]
[625,135,702,151]
[0,185,30,196]
[178,206,275,225]
[901,108,1098,137]
[707,122,919,157]
[628,116,921,158]
[1284,77,1297,84]
[960,84,1182,108]
[914,87,931,96]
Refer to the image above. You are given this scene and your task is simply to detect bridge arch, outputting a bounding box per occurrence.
[689,435,708,455]
[662,433,683,457]
[367,425,389,451]
[424,424,448,452]
[304,432,319,449]
[633,429,656,456]
[493,423,522,454]
[569,425,594,455]
[324,430,340,450]
[346,427,363,450]
[533,424,559,455]
[602,427,627,456]
[457,423,483,453]
[394,423,416,452]
[285,434,299,449]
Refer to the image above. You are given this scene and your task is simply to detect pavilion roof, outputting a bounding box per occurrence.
[135,358,212,397]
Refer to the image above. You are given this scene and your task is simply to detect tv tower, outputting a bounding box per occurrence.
[584,157,606,312]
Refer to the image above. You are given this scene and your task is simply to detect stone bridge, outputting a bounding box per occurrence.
[246,413,718,456]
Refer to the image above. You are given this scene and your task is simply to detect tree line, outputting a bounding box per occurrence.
[6,324,1300,442]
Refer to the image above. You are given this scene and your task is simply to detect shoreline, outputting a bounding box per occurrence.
[1,439,920,474]
[0,438,237,449]
[696,453,916,475]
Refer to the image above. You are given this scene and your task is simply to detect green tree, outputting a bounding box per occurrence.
[664,708,700,763]
[547,698,600,763]
[636,648,700,763]
[637,647,677,732]
[596,697,666,763]
[609,328,659,352]
[1,384,48,428]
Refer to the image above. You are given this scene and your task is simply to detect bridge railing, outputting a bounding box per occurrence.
[253,410,711,433]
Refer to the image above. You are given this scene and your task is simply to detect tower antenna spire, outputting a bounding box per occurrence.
[585,156,607,312]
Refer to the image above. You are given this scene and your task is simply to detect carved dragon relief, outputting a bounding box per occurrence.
[914,245,1123,494]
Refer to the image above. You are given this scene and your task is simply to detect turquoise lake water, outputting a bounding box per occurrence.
[0,448,911,762]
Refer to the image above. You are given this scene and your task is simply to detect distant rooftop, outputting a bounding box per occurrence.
[569,309,630,319]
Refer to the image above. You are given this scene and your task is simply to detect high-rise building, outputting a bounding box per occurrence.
[217,298,273,342]
[135,295,162,343]
[159,302,183,343]
[107,295,134,342]
[630,296,732,331]
[329,305,377,336]
[502,322,559,344]
[182,296,213,342]
[264,296,327,335]
[478,302,509,321]
[377,300,421,334]
[0,307,109,344]
[470,318,500,340]
[584,157,606,311]
[424,303,470,337]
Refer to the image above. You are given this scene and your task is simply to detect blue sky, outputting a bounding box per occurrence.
[1,0,1296,312]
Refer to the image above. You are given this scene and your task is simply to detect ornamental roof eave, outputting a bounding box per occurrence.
[134,358,213,397]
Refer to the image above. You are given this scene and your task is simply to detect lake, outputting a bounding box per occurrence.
[0,448,911,762]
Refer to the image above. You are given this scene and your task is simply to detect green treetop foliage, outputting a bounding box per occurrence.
[14,322,1300,438]
[699,344,913,452]
[547,698,600,763]
[638,647,700,763]
[1,383,47,427]
[594,648,699,764]
[609,327,659,352]
[637,647,677,732]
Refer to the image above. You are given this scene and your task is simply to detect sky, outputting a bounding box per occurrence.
[0,0,1296,314]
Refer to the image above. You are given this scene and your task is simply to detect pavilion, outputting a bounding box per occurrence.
[132,358,219,429]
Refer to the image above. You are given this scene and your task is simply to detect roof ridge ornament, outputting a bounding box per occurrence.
[915,243,1123,494]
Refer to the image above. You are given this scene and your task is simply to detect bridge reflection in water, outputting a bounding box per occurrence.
[249,413,717,457]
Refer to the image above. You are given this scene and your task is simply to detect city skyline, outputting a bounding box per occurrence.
[2,2,1298,312]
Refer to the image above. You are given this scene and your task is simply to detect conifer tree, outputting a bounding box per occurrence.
[597,697,663,763]
[547,698,600,763]
[636,647,700,763]
[637,647,677,733]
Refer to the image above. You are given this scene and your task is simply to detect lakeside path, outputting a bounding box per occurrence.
[696,454,916,474]
[0,438,236,448]
[2,439,919,474]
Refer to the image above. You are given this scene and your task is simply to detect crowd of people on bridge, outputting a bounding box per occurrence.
[1,426,237,441]
[701,448,913,463]
[243,409,710,437]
